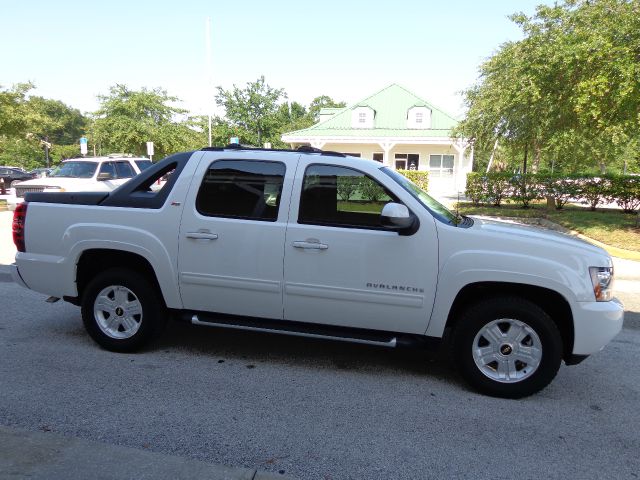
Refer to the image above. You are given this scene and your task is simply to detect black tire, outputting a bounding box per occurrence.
[452,296,563,399]
[81,267,167,352]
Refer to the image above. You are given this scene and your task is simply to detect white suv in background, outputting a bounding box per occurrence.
[8,154,152,211]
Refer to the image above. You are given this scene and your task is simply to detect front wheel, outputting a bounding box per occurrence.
[452,296,563,399]
[81,268,167,352]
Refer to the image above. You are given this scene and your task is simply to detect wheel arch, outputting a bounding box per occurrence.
[442,282,574,361]
[75,249,169,308]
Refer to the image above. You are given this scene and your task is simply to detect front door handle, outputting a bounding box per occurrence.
[186,231,218,240]
[292,239,328,250]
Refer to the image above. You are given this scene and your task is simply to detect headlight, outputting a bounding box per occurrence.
[589,266,614,301]
[45,186,66,192]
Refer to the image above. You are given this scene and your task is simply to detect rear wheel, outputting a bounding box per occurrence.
[452,296,563,398]
[81,267,167,352]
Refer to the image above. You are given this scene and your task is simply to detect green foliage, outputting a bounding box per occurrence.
[215,76,286,146]
[537,174,581,209]
[606,176,640,213]
[465,173,485,206]
[359,177,386,202]
[0,136,43,170]
[509,174,544,208]
[336,175,360,202]
[91,84,199,158]
[456,0,640,174]
[486,173,514,207]
[576,176,611,211]
[467,172,640,214]
[308,96,347,122]
[0,82,88,167]
[397,169,429,191]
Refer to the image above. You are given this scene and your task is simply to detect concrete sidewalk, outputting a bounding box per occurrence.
[0,425,295,480]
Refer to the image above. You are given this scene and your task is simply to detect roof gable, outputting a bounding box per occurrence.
[285,84,458,138]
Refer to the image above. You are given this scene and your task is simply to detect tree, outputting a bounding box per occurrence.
[91,85,200,158]
[215,76,286,145]
[456,0,640,174]
[0,82,89,168]
[308,95,346,122]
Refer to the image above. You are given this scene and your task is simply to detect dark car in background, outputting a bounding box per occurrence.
[0,167,35,189]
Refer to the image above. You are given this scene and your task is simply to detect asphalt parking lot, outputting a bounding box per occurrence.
[0,211,639,479]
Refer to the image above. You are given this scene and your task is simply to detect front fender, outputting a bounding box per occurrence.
[425,250,590,338]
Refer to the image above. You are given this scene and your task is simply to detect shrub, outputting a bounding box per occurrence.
[465,173,486,206]
[486,173,513,207]
[359,177,386,202]
[607,175,640,214]
[398,169,429,191]
[576,176,611,211]
[510,174,544,208]
[337,176,360,201]
[537,174,581,209]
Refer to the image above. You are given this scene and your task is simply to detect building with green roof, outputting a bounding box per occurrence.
[282,84,473,193]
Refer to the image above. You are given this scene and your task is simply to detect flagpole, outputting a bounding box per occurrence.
[205,16,212,147]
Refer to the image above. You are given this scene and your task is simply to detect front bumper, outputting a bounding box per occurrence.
[572,298,624,355]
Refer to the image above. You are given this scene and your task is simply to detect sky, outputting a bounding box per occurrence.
[0,0,545,119]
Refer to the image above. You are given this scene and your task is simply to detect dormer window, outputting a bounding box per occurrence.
[407,106,431,129]
[351,106,375,129]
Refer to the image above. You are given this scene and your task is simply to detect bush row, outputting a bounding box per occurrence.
[466,172,640,213]
[398,169,429,191]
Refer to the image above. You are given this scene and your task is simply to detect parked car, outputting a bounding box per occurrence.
[0,167,35,188]
[7,155,152,210]
[10,145,623,398]
[28,167,53,177]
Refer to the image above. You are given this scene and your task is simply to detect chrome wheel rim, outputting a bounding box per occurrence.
[93,285,143,339]
[472,318,542,383]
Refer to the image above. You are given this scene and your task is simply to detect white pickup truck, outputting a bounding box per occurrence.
[10,146,624,398]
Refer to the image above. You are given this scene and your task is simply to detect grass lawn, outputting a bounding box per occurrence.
[456,201,640,254]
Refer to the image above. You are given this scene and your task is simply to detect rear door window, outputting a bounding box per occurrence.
[196,160,286,221]
[115,161,136,178]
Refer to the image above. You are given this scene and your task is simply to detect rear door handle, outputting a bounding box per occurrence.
[292,239,328,250]
[186,231,218,240]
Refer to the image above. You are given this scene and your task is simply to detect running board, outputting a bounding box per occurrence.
[190,314,398,348]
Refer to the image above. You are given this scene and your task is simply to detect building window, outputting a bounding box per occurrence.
[407,107,431,129]
[429,154,455,177]
[351,106,374,128]
[372,153,383,163]
[394,153,419,170]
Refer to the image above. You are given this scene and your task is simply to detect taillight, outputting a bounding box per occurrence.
[12,202,27,253]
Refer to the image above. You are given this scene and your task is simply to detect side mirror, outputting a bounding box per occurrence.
[97,172,114,181]
[380,203,418,235]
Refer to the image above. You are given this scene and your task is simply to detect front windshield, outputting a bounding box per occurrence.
[50,161,97,179]
[381,167,458,224]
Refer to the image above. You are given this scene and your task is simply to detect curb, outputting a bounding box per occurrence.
[0,425,297,480]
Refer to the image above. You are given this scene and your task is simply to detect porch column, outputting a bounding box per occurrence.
[452,142,467,194]
[378,141,396,168]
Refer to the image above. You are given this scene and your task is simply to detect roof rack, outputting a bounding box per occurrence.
[200,144,346,157]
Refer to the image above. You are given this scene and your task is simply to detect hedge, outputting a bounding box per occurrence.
[466,173,640,213]
[398,169,429,191]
